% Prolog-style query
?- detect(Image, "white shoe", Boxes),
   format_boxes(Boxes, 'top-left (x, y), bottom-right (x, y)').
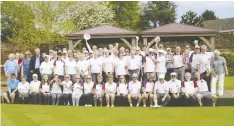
top-left (212, 103), bottom-right (216, 107)
top-left (111, 105), bottom-right (114, 107)
top-left (150, 105), bottom-right (153, 107)
top-left (152, 105), bottom-right (161, 108)
top-left (143, 105), bottom-right (146, 107)
top-left (130, 104), bottom-right (133, 107)
top-left (107, 105), bottom-right (110, 107)
top-left (88, 105), bottom-right (92, 107)
top-left (85, 104), bottom-right (88, 107)
top-left (136, 103), bottom-right (139, 107)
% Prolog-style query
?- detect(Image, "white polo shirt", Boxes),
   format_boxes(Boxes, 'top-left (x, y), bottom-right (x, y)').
top-left (89, 58), bottom-right (102, 73)
top-left (54, 60), bottom-right (65, 76)
top-left (173, 54), bottom-right (184, 68)
top-left (145, 56), bottom-right (156, 72)
top-left (65, 59), bottom-right (77, 75)
top-left (61, 80), bottom-right (72, 94)
top-left (182, 81), bottom-right (197, 94)
top-left (94, 84), bottom-right (104, 95)
top-left (40, 83), bottom-right (50, 93)
top-left (127, 56), bottom-right (140, 70)
top-left (156, 55), bottom-right (166, 72)
top-left (144, 81), bottom-right (154, 93)
top-left (117, 83), bottom-right (128, 94)
top-left (168, 79), bottom-right (181, 93)
top-left (190, 53), bottom-right (200, 69)
top-left (30, 80), bottom-right (41, 93)
top-left (18, 82), bottom-right (30, 93)
top-left (128, 80), bottom-right (141, 95)
top-left (83, 82), bottom-right (94, 94)
top-left (103, 56), bottom-right (115, 73)
top-left (115, 58), bottom-right (127, 75)
top-left (198, 52), bottom-right (213, 73)
top-left (196, 79), bottom-right (209, 92)
top-left (40, 61), bottom-right (53, 74)
top-left (76, 60), bottom-right (89, 75)
top-left (72, 83), bottom-right (83, 95)
top-left (135, 55), bottom-right (143, 67)
top-left (51, 83), bottom-right (62, 94)
top-left (154, 81), bottom-right (169, 94)
top-left (105, 82), bottom-right (117, 93)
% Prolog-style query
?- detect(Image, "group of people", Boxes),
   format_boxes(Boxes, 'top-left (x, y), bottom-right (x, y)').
top-left (2, 41), bottom-right (229, 107)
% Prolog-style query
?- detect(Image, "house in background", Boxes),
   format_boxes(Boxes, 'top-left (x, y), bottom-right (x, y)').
top-left (202, 18), bottom-right (234, 33)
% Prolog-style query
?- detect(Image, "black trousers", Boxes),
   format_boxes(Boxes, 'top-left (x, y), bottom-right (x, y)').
top-left (29, 93), bottom-right (42, 104)
top-left (84, 93), bottom-right (93, 105)
top-left (61, 93), bottom-right (72, 105)
top-left (200, 72), bottom-right (211, 91)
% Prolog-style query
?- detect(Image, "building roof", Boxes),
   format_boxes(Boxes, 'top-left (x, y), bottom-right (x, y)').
top-left (202, 18), bottom-right (234, 31)
top-left (142, 23), bottom-right (217, 35)
top-left (66, 25), bottom-right (137, 37)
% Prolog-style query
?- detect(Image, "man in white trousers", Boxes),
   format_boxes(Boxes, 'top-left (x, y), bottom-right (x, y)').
top-left (210, 50), bottom-right (228, 96)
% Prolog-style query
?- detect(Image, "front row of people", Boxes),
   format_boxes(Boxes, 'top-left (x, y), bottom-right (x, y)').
top-left (2, 72), bottom-right (217, 107)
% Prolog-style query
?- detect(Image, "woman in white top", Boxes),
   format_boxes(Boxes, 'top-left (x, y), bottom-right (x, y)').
top-left (115, 53), bottom-right (127, 81)
top-left (61, 75), bottom-right (73, 106)
top-left (76, 54), bottom-right (89, 83)
top-left (105, 75), bottom-right (117, 107)
top-left (142, 74), bottom-right (155, 107)
top-left (50, 74), bottom-right (62, 105)
top-left (40, 75), bottom-right (50, 105)
top-left (53, 52), bottom-right (65, 81)
top-left (116, 75), bottom-right (128, 106)
top-left (83, 75), bottom-right (95, 107)
top-left (29, 74), bottom-right (41, 104)
top-left (102, 49), bottom-right (115, 83)
top-left (17, 76), bottom-right (30, 104)
top-left (72, 75), bottom-right (83, 106)
top-left (65, 53), bottom-right (77, 82)
top-left (156, 50), bottom-right (167, 80)
top-left (93, 75), bottom-right (104, 107)
top-left (89, 51), bottom-right (102, 84)
top-left (40, 56), bottom-right (53, 80)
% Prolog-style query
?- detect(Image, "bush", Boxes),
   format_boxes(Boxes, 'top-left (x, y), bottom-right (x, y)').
top-left (222, 52), bottom-right (234, 76)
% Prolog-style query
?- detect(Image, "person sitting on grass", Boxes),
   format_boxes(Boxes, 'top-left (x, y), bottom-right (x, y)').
top-left (181, 72), bottom-right (198, 106)
top-left (2, 73), bottom-right (19, 104)
top-left (40, 75), bottom-right (50, 105)
top-left (194, 72), bottom-right (217, 106)
top-left (50, 74), bottom-right (62, 105)
top-left (116, 75), bottom-right (128, 106)
top-left (29, 74), bottom-right (42, 104)
top-left (93, 75), bottom-right (104, 107)
top-left (128, 74), bottom-right (142, 107)
top-left (72, 75), bottom-right (83, 106)
top-left (153, 75), bottom-right (170, 108)
top-left (104, 75), bottom-right (117, 107)
top-left (17, 76), bottom-right (30, 104)
top-left (142, 73), bottom-right (155, 107)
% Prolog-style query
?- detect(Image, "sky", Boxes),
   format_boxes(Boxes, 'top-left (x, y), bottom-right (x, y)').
top-left (175, 1), bottom-right (234, 22)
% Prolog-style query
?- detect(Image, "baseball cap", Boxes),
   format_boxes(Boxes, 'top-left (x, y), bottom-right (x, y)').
top-left (132, 73), bottom-right (138, 78)
top-left (158, 74), bottom-right (165, 79)
top-left (63, 50), bottom-right (67, 54)
top-left (170, 72), bottom-right (177, 76)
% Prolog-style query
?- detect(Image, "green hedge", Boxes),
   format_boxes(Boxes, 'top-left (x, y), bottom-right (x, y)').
top-left (222, 52), bottom-right (234, 76)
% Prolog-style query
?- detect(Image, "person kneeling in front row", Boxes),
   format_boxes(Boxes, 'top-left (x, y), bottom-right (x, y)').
top-left (195, 72), bottom-right (217, 106)
top-left (153, 75), bottom-right (170, 108)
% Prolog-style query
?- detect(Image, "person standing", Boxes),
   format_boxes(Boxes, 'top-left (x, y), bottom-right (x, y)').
top-left (165, 48), bottom-right (174, 79)
top-left (89, 51), bottom-right (102, 84)
top-left (40, 56), bottom-right (53, 80)
top-left (76, 54), bottom-right (89, 83)
top-left (4, 53), bottom-right (18, 80)
top-left (53, 52), bottom-right (65, 81)
top-left (21, 51), bottom-right (31, 82)
top-left (102, 49), bottom-right (115, 83)
top-left (127, 50), bottom-right (140, 79)
top-left (128, 74), bottom-right (142, 107)
top-left (171, 46), bottom-right (185, 81)
top-left (155, 50), bottom-right (167, 80)
top-left (65, 53), bottom-right (77, 82)
top-left (143, 48), bottom-right (157, 80)
top-left (189, 45), bottom-right (200, 78)
top-left (210, 50), bottom-right (228, 96)
top-left (30, 48), bottom-right (44, 81)
top-left (115, 53), bottom-right (128, 81)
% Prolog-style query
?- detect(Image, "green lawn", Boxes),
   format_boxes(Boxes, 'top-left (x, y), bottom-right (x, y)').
top-left (224, 76), bottom-right (234, 90)
top-left (1, 104), bottom-right (234, 126)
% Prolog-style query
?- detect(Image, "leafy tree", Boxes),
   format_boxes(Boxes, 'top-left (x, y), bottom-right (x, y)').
top-left (201, 10), bottom-right (218, 21)
top-left (108, 1), bottom-right (140, 30)
top-left (180, 10), bottom-right (202, 25)
top-left (143, 1), bottom-right (177, 27)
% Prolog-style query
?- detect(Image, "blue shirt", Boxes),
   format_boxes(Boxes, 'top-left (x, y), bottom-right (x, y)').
top-left (23, 59), bottom-right (30, 73)
top-left (8, 79), bottom-right (20, 90)
top-left (4, 60), bottom-right (18, 74)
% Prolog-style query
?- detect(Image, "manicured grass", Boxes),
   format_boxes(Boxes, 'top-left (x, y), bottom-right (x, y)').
top-left (224, 76), bottom-right (234, 90)
top-left (1, 104), bottom-right (234, 126)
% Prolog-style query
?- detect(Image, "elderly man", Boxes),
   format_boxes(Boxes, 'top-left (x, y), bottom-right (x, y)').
top-left (195, 72), bottom-right (217, 106)
top-left (128, 74), bottom-right (142, 107)
top-left (30, 48), bottom-right (44, 81)
top-left (168, 72), bottom-right (181, 100)
top-left (181, 72), bottom-right (198, 106)
top-left (29, 74), bottom-right (42, 104)
top-left (127, 50), bottom-right (141, 79)
top-left (171, 46), bottom-right (185, 81)
top-left (165, 48), bottom-right (174, 78)
top-left (153, 75), bottom-right (170, 108)
top-left (189, 45), bottom-right (200, 79)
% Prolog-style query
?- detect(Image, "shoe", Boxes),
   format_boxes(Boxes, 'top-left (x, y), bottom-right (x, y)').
top-left (143, 105), bottom-right (146, 107)
top-left (107, 105), bottom-right (110, 107)
top-left (136, 103), bottom-right (139, 107)
top-left (87, 105), bottom-right (92, 107)
top-left (212, 103), bottom-right (216, 107)
top-left (111, 105), bottom-right (114, 107)
top-left (152, 105), bottom-right (161, 108)
top-left (85, 104), bottom-right (88, 107)
top-left (150, 105), bottom-right (153, 107)
top-left (130, 104), bottom-right (133, 107)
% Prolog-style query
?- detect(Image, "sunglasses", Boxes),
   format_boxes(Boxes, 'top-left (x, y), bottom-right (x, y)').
top-left (171, 75), bottom-right (176, 77)
top-left (76, 78), bottom-right (80, 79)
top-left (11, 76), bottom-right (16, 78)
top-left (65, 77), bottom-right (69, 78)
top-left (87, 78), bottom-right (91, 79)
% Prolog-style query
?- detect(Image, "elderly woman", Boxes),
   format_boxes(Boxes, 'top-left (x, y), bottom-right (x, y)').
top-left (4, 53), bottom-right (18, 80)
top-left (61, 75), bottom-right (73, 106)
top-left (104, 75), bottom-right (117, 107)
top-left (50, 74), bottom-right (62, 105)
top-left (210, 50), bottom-right (228, 96)
top-left (89, 51), bottom-right (102, 84)
top-left (2, 73), bottom-right (19, 103)
top-left (40, 56), bottom-right (53, 81)
top-left (29, 74), bottom-right (42, 104)
top-left (115, 53), bottom-right (128, 81)
top-left (83, 75), bottom-right (95, 107)
top-left (17, 76), bottom-right (30, 104)
top-left (53, 52), bottom-right (65, 81)
top-left (21, 51), bottom-right (31, 82)
top-left (102, 49), bottom-right (115, 83)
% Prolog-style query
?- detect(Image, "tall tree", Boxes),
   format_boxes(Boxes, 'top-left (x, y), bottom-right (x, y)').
top-left (201, 10), bottom-right (218, 21)
top-left (108, 1), bottom-right (140, 30)
top-left (143, 1), bottom-right (177, 27)
top-left (180, 10), bottom-right (202, 25)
